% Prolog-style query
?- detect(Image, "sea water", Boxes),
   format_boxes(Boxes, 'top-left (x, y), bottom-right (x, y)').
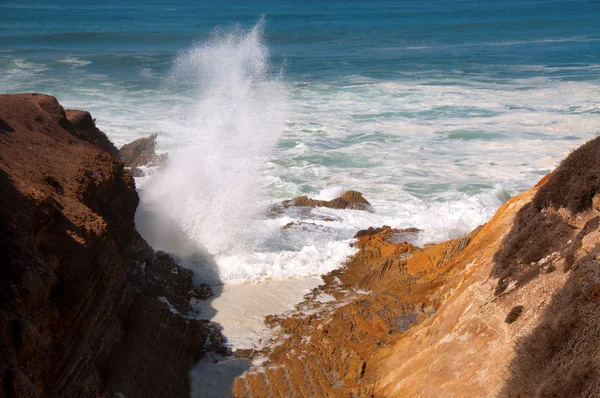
top-left (2, 0), bottom-right (600, 381)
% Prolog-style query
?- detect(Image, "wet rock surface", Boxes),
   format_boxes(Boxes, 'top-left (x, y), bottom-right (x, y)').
top-left (269, 190), bottom-right (373, 218)
top-left (126, 231), bottom-right (197, 314)
top-left (119, 134), bottom-right (168, 177)
top-left (283, 190), bottom-right (372, 211)
top-left (0, 94), bottom-right (222, 398)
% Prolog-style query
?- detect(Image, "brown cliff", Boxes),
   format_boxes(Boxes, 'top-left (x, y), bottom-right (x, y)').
top-left (233, 137), bottom-right (600, 397)
top-left (0, 94), bottom-right (221, 398)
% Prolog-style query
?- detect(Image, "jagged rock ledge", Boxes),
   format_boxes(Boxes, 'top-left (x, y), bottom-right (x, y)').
top-left (233, 136), bottom-right (600, 397)
top-left (269, 190), bottom-right (374, 219)
top-left (119, 133), bottom-right (169, 177)
top-left (0, 94), bottom-right (222, 398)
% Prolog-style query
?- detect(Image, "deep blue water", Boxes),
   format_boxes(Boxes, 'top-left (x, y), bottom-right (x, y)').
top-left (2, 0), bottom-right (600, 85)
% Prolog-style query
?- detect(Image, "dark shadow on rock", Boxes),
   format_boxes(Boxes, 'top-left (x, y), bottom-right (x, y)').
top-left (0, 118), bottom-right (14, 134)
top-left (0, 93), bottom-right (234, 398)
top-left (501, 244), bottom-right (600, 397)
top-left (135, 197), bottom-right (222, 319)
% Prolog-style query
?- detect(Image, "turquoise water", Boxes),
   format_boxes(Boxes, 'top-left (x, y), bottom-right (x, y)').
top-left (2, 0), bottom-right (600, 282)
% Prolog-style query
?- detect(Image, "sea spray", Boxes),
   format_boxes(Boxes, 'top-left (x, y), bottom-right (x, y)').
top-left (141, 20), bottom-right (290, 269)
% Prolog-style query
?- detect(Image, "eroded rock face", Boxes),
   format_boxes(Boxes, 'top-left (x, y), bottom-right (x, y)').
top-left (119, 134), bottom-right (168, 176)
top-left (498, 137), bottom-right (600, 397)
top-left (233, 225), bottom-right (477, 396)
top-left (279, 190), bottom-right (373, 212)
top-left (233, 137), bottom-right (600, 397)
top-left (0, 94), bottom-right (221, 398)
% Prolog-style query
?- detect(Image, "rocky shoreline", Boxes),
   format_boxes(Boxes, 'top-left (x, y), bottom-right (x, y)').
top-left (233, 136), bottom-right (600, 397)
top-left (1, 93), bottom-right (599, 397)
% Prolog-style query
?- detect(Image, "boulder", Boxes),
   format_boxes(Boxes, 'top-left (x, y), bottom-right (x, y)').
top-left (119, 134), bottom-right (169, 176)
top-left (277, 190), bottom-right (373, 213)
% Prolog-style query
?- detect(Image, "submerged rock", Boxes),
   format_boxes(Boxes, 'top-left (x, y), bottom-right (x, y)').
top-left (281, 221), bottom-right (332, 231)
top-left (119, 133), bottom-right (169, 176)
top-left (282, 189), bottom-right (372, 211)
top-left (269, 190), bottom-right (373, 218)
top-left (0, 94), bottom-right (223, 398)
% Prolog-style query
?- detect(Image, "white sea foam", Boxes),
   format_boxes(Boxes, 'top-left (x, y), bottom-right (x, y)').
top-left (193, 277), bottom-right (322, 350)
top-left (213, 240), bottom-right (357, 284)
top-left (58, 57), bottom-right (91, 67)
top-left (12, 58), bottom-right (48, 72)
top-left (313, 185), bottom-right (346, 200)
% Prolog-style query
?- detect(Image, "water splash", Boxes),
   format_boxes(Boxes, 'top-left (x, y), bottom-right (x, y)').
top-left (142, 20), bottom-right (289, 258)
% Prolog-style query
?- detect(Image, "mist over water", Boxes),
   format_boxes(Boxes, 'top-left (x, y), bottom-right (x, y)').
top-left (142, 20), bottom-right (289, 259)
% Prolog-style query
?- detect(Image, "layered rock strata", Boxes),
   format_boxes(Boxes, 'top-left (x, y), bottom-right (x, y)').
top-left (233, 225), bottom-right (480, 396)
top-left (0, 94), bottom-right (221, 398)
top-left (234, 137), bottom-right (600, 397)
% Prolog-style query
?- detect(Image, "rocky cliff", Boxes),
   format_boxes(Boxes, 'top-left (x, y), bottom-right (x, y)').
top-left (0, 94), bottom-right (221, 398)
top-left (233, 137), bottom-right (600, 397)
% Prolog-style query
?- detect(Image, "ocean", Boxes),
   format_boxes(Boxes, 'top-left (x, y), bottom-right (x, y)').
top-left (2, 0), bottom-right (600, 374)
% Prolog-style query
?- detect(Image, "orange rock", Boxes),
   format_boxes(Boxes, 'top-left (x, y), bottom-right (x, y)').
top-left (236, 144), bottom-right (600, 397)
top-left (281, 190), bottom-right (373, 211)
top-left (233, 220), bottom-right (478, 397)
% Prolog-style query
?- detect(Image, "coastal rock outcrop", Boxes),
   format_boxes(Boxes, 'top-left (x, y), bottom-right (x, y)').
top-left (233, 137), bottom-right (600, 397)
top-left (119, 134), bottom-right (168, 177)
top-left (0, 94), bottom-right (221, 398)
top-left (282, 190), bottom-right (372, 211)
top-left (269, 190), bottom-right (373, 218)
top-left (233, 225), bottom-right (478, 396)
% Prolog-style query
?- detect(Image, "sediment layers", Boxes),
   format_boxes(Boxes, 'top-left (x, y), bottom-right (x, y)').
top-left (0, 94), bottom-right (221, 398)
top-left (234, 137), bottom-right (600, 397)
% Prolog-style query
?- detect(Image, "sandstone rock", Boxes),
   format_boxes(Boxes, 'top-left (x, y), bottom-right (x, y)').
top-left (233, 137), bottom-right (600, 397)
top-left (233, 223), bottom-right (475, 397)
top-left (0, 94), bottom-right (223, 398)
top-left (119, 134), bottom-right (168, 176)
top-left (282, 190), bottom-right (372, 211)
